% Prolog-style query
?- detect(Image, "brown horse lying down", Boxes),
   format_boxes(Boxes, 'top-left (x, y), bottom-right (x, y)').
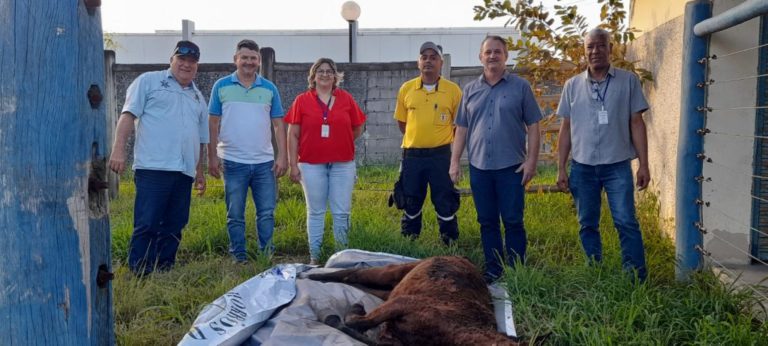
top-left (308, 256), bottom-right (520, 346)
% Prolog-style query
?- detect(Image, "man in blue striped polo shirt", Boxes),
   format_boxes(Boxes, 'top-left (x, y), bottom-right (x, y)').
top-left (208, 39), bottom-right (286, 263)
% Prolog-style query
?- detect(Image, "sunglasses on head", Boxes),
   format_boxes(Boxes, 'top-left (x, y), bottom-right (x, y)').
top-left (174, 46), bottom-right (199, 57)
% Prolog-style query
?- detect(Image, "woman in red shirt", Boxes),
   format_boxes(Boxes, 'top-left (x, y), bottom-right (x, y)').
top-left (285, 58), bottom-right (367, 265)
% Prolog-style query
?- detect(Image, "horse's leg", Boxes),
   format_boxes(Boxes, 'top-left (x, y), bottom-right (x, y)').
top-left (345, 296), bottom-right (419, 331)
top-left (308, 261), bottom-right (419, 289)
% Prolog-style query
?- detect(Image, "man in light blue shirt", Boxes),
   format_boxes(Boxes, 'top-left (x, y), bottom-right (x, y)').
top-left (450, 35), bottom-right (542, 282)
top-left (208, 39), bottom-right (286, 262)
top-left (556, 28), bottom-right (650, 281)
top-left (109, 41), bottom-right (209, 276)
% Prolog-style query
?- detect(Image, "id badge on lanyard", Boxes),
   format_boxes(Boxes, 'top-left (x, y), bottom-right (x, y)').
top-left (592, 75), bottom-right (611, 125)
top-left (317, 95), bottom-right (331, 138)
top-left (598, 108), bottom-right (608, 125)
top-left (321, 124), bottom-right (330, 138)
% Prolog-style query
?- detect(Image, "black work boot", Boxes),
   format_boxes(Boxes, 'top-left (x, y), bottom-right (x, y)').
top-left (438, 217), bottom-right (459, 245)
top-left (400, 213), bottom-right (422, 239)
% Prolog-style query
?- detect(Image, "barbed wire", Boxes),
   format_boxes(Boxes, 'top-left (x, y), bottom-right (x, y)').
top-left (353, 187), bottom-right (391, 193)
top-left (364, 137), bottom-right (403, 141)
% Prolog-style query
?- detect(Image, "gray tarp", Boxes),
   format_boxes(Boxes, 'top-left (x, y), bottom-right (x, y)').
top-left (179, 249), bottom-right (515, 346)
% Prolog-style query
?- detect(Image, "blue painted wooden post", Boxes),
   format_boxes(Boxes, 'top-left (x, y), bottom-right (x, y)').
top-left (675, 0), bottom-right (712, 281)
top-left (0, 1), bottom-right (113, 344)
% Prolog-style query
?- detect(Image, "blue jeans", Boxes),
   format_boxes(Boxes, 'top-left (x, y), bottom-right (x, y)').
top-left (569, 159), bottom-right (647, 280)
top-left (223, 159), bottom-right (277, 260)
top-left (299, 161), bottom-right (356, 260)
top-left (469, 164), bottom-right (526, 280)
top-left (130, 169), bottom-right (193, 275)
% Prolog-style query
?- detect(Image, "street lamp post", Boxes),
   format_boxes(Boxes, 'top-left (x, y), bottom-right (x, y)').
top-left (341, 1), bottom-right (361, 63)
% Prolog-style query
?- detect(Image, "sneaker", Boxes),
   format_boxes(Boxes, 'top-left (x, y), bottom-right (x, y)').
top-left (309, 258), bottom-right (319, 266)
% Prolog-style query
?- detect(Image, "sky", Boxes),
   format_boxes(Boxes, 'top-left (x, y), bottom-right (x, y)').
top-left (100, 0), bottom-right (612, 33)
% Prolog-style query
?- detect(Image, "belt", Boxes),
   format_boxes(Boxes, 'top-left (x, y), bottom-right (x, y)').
top-left (403, 144), bottom-right (451, 157)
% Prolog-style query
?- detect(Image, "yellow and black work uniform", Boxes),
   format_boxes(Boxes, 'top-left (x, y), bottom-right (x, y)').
top-left (393, 77), bottom-right (462, 244)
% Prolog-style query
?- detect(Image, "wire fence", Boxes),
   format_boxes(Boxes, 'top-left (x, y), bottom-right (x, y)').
top-left (693, 37), bottom-right (768, 295)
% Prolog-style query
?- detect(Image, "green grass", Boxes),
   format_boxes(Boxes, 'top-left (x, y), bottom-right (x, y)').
top-left (111, 165), bottom-right (768, 345)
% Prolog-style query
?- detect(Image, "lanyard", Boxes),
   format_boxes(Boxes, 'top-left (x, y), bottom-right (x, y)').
top-left (592, 74), bottom-right (611, 105)
top-left (315, 94), bottom-right (332, 124)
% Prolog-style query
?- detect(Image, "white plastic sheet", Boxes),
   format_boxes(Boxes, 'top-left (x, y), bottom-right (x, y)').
top-left (178, 264), bottom-right (306, 346)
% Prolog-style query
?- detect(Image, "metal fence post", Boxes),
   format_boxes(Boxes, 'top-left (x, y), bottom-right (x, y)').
top-left (676, 0), bottom-right (712, 281)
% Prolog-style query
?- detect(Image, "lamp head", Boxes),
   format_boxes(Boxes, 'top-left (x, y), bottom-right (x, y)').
top-left (341, 1), bottom-right (361, 22)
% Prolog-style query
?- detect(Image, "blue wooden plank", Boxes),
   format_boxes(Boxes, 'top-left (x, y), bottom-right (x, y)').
top-left (78, 1), bottom-right (114, 344)
top-left (0, 0), bottom-right (113, 344)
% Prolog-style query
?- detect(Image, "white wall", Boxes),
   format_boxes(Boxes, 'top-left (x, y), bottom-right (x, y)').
top-left (627, 15), bottom-right (685, 235)
top-left (110, 27), bottom-right (520, 66)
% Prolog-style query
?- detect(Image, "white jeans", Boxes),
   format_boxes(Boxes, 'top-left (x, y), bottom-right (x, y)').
top-left (299, 161), bottom-right (356, 260)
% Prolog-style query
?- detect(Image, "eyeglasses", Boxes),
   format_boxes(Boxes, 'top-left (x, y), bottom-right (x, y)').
top-left (316, 69), bottom-right (335, 75)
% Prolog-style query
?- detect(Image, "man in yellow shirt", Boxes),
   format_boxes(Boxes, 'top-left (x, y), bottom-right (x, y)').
top-left (394, 41), bottom-right (463, 245)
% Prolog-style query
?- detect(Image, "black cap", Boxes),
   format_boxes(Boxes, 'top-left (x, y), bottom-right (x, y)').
top-left (236, 39), bottom-right (260, 52)
top-left (172, 40), bottom-right (200, 61)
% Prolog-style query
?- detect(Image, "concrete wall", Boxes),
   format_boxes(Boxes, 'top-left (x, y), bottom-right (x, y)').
top-left (110, 58), bottom-right (555, 167)
top-left (627, 15), bottom-right (685, 234)
top-left (701, 0), bottom-right (760, 265)
top-left (268, 61), bottom-right (421, 163)
top-left (110, 58), bottom-right (566, 168)
top-left (110, 60), bottom-right (438, 165)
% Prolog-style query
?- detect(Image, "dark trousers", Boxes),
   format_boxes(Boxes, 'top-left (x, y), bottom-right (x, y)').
top-left (129, 169), bottom-right (193, 275)
top-left (400, 145), bottom-right (459, 244)
top-left (469, 164), bottom-right (526, 280)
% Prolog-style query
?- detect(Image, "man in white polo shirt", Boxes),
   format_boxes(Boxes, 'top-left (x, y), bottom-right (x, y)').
top-left (109, 40), bottom-right (209, 276)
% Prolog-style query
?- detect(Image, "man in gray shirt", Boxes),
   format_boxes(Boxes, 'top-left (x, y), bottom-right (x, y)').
top-left (556, 28), bottom-right (650, 281)
top-left (450, 35), bottom-right (542, 282)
